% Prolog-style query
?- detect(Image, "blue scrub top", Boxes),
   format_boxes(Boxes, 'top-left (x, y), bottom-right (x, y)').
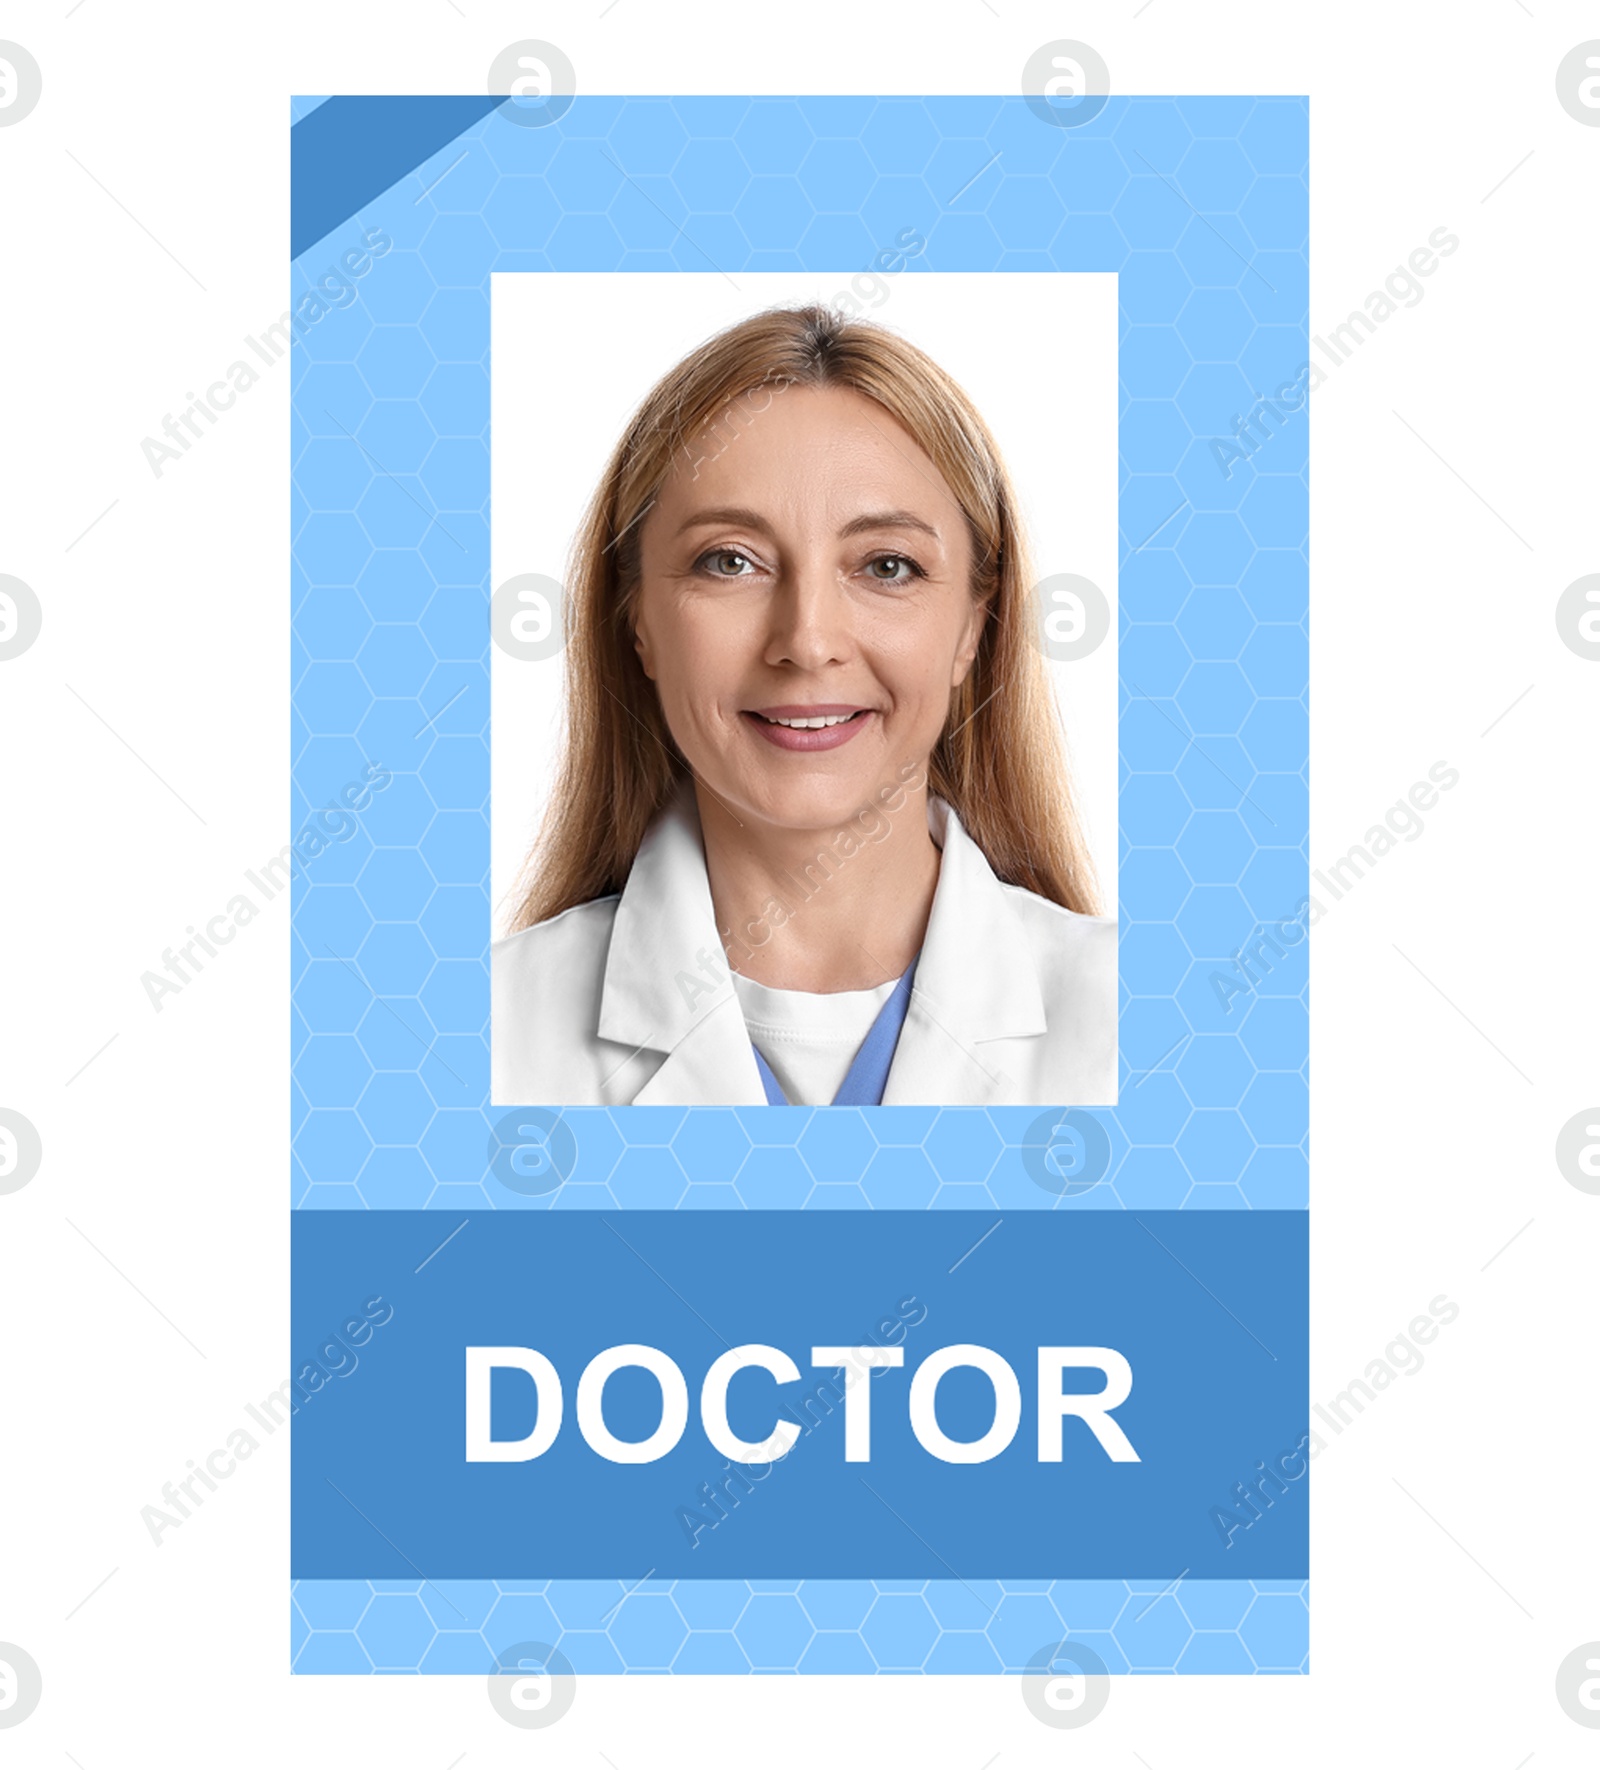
top-left (750, 956), bottom-right (919, 1107)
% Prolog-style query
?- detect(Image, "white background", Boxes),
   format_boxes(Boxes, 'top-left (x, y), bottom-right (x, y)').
top-left (491, 271), bottom-right (1118, 929)
top-left (2, 4), bottom-right (1598, 1767)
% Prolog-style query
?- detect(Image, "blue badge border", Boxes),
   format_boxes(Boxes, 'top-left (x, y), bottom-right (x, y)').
top-left (289, 92), bottom-right (1309, 1674)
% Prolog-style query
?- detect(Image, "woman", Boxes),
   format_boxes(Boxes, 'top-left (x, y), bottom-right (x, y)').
top-left (493, 303), bottom-right (1114, 1107)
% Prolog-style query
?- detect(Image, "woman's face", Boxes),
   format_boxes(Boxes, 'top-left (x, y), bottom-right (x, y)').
top-left (632, 383), bottom-right (986, 836)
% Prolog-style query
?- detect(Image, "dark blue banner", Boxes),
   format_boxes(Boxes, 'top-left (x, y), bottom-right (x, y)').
top-left (291, 1210), bottom-right (1307, 1580)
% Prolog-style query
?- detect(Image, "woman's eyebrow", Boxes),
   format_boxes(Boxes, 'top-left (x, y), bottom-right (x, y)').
top-left (673, 505), bottom-right (942, 541)
top-left (673, 505), bottom-right (770, 537)
top-left (838, 509), bottom-right (941, 542)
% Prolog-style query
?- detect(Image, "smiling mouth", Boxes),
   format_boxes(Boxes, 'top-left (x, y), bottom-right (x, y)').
top-left (749, 710), bottom-right (867, 729)
top-left (741, 705), bottom-right (877, 752)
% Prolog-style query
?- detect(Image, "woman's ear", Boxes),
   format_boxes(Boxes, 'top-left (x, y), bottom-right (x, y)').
top-left (950, 594), bottom-right (990, 688)
top-left (632, 618), bottom-right (656, 682)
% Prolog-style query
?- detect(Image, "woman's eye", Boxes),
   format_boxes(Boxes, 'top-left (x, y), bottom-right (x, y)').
top-left (864, 554), bottom-right (923, 583)
top-left (697, 548), bottom-right (757, 578)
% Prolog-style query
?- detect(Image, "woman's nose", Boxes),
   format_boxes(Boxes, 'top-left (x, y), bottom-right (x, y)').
top-left (762, 561), bottom-right (853, 670)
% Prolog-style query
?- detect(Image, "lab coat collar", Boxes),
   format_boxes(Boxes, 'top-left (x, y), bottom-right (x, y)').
top-left (597, 780), bottom-right (766, 1105)
top-left (597, 780), bottom-right (1047, 1106)
top-left (877, 796), bottom-right (1046, 1105)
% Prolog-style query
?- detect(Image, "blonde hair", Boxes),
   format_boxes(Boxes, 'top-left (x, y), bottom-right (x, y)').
top-left (506, 302), bottom-right (1100, 932)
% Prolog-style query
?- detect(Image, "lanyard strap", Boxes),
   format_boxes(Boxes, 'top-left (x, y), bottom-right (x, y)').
top-left (751, 957), bottom-right (919, 1107)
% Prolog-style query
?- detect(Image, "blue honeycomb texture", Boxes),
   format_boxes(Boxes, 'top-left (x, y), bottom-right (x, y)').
top-left (292, 1575), bottom-right (1308, 1676)
top-left (290, 92), bottom-right (1309, 1673)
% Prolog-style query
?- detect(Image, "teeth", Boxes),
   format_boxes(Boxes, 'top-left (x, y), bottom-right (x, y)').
top-left (763, 712), bottom-right (858, 728)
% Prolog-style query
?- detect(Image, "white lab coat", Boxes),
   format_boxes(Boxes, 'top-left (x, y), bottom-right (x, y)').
top-left (492, 785), bottom-right (1116, 1106)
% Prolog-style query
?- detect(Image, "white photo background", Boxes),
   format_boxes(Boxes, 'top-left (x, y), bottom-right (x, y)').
top-left (490, 271), bottom-right (1119, 928)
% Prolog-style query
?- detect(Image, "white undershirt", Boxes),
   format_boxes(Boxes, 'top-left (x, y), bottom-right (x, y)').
top-left (731, 971), bottom-right (899, 1106)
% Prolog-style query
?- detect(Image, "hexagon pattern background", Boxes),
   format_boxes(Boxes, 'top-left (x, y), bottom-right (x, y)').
top-left (290, 92), bottom-right (1309, 1673)
top-left (292, 1575), bottom-right (1309, 1675)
